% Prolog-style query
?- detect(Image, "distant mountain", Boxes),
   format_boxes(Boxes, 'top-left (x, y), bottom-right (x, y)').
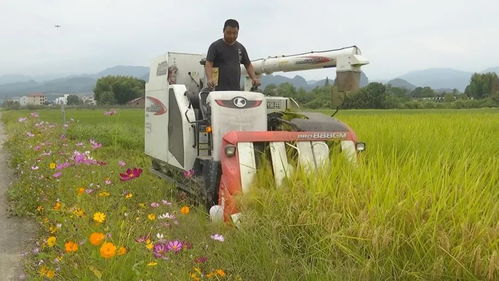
top-left (0, 74), bottom-right (32, 85)
top-left (0, 65), bottom-right (149, 98)
top-left (261, 72), bottom-right (369, 90)
top-left (96, 65), bottom-right (149, 78)
top-left (398, 68), bottom-right (472, 91)
top-left (482, 67), bottom-right (499, 74)
top-left (387, 78), bottom-right (416, 90)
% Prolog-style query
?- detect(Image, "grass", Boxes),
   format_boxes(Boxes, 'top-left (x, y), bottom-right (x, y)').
top-left (2, 108), bottom-right (498, 280)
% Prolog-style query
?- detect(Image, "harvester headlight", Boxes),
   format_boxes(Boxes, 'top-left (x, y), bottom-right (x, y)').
top-left (356, 142), bottom-right (366, 152)
top-left (224, 145), bottom-right (237, 157)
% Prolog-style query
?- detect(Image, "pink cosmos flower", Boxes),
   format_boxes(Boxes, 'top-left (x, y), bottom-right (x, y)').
top-left (26, 132), bottom-right (35, 137)
top-left (183, 169), bottom-right (195, 178)
top-left (52, 172), bottom-right (62, 178)
top-left (166, 240), bottom-right (183, 253)
top-left (118, 160), bottom-right (126, 167)
top-left (153, 242), bottom-right (168, 258)
top-left (104, 179), bottom-right (112, 185)
top-left (75, 142), bottom-right (83, 146)
top-left (89, 139), bottom-right (102, 149)
top-left (161, 199), bottom-right (172, 205)
top-left (31, 166), bottom-right (39, 170)
top-left (30, 112), bottom-right (39, 118)
top-left (56, 162), bottom-right (71, 170)
top-left (18, 117), bottom-right (27, 122)
top-left (104, 109), bottom-right (117, 116)
top-left (150, 202), bottom-right (160, 208)
top-left (210, 234), bottom-right (224, 242)
top-left (119, 168), bottom-right (143, 181)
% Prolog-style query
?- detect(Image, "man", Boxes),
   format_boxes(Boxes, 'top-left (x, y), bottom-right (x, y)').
top-left (205, 19), bottom-right (260, 91)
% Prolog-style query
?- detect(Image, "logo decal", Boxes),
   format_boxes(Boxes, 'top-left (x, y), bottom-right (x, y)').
top-left (146, 97), bottom-right (167, 115)
top-left (232, 97), bottom-right (248, 108)
top-left (295, 56), bottom-right (331, 65)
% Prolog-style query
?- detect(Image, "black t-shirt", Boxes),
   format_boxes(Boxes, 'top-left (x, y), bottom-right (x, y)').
top-left (206, 39), bottom-right (250, 91)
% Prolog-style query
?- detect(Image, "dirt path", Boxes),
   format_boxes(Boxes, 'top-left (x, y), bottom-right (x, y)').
top-left (0, 113), bottom-right (36, 280)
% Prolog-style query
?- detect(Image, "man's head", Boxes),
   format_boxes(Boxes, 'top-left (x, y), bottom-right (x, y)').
top-left (223, 19), bottom-right (239, 45)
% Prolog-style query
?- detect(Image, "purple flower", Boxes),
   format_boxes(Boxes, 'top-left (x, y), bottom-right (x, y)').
top-left (166, 240), bottom-right (183, 253)
top-left (89, 139), bottom-right (102, 149)
top-left (56, 162), bottom-right (71, 170)
top-left (134, 235), bottom-right (149, 243)
top-left (210, 234), bottom-right (224, 242)
top-left (85, 189), bottom-right (95, 194)
top-left (52, 172), bottom-right (62, 178)
top-left (183, 169), bottom-right (195, 178)
top-left (30, 112), bottom-right (39, 118)
top-left (161, 199), bottom-right (172, 205)
top-left (31, 166), bottom-right (39, 170)
top-left (153, 242), bottom-right (168, 258)
top-left (150, 202), bottom-right (160, 208)
top-left (18, 117), bottom-right (27, 122)
top-left (76, 142), bottom-right (83, 146)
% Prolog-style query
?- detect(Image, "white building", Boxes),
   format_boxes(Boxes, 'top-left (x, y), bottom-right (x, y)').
top-left (54, 94), bottom-right (69, 105)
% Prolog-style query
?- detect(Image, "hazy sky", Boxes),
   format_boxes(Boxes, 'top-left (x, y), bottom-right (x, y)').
top-left (1, 0), bottom-right (498, 81)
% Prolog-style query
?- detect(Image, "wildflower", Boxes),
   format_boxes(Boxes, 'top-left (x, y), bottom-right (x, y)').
top-left (46, 236), bottom-right (56, 247)
top-left (183, 169), bottom-right (195, 178)
top-left (180, 206), bottom-right (190, 215)
top-left (104, 178), bottom-right (112, 185)
top-left (158, 212), bottom-right (176, 220)
top-left (156, 233), bottom-right (164, 240)
top-left (104, 109), bottom-right (117, 116)
top-left (100, 242), bottom-right (116, 259)
top-left (194, 256), bottom-right (208, 263)
top-left (146, 240), bottom-right (154, 250)
top-left (26, 132), bottom-right (35, 137)
top-left (215, 269), bottom-right (226, 277)
top-left (31, 166), bottom-right (39, 170)
top-left (49, 163), bottom-right (56, 169)
top-left (135, 235), bottom-right (149, 243)
top-left (147, 261), bottom-right (158, 266)
top-left (30, 112), bottom-right (39, 118)
top-left (125, 193), bottom-right (133, 199)
top-left (53, 202), bottom-right (62, 211)
top-left (210, 234), bottom-right (225, 242)
top-left (36, 206), bottom-right (44, 212)
top-left (49, 226), bottom-right (58, 234)
top-left (73, 208), bottom-right (85, 217)
top-left (56, 162), bottom-right (71, 170)
top-left (45, 269), bottom-right (55, 279)
top-left (161, 199), bottom-right (172, 205)
top-left (18, 117), bottom-right (27, 122)
top-left (85, 189), bottom-right (95, 194)
top-left (77, 187), bottom-right (85, 195)
top-left (150, 202), bottom-right (160, 208)
top-left (52, 172), bottom-right (62, 178)
top-left (118, 160), bottom-right (126, 167)
top-left (76, 142), bottom-right (83, 146)
top-left (93, 212), bottom-right (106, 223)
top-left (153, 242), bottom-right (168, 258)
top-left (166, 240), bottom-right (183, 253)
top-left (64, 241), bottom-right (78, 253)
top-left (148, 214), bottom-right (156, 221)
top-left (89, 139), bottom-right (102, 149)
top-left (98, 192), bottom-right (110, 197)
top-left (117, 246), bottom-right (127, 256)
top-left (89, 232), bottom-right (105, 246)
top-left (119, 168), bottom-right (143, 181)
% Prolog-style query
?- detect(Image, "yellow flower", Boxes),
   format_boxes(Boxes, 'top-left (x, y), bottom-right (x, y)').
top-left (180, 206), bottom-right (190, 215)
top-left (49, 225), bottom-right (58, 234)
top-left (215, 269), bottom-right (226, 277)
top-left (147, 261), bottom-right (157, 266)
top-left (46, 236), bottom-right (56, 247)
top-left (36, 206), bottom-right (44, 212)
top-left (73, 208), bottom-right (85, 217)
top-left (89, 232), bottom-right (105, 246)
top-left (49, 163), bottom-right (56, 169)
top-left (100, 242), bottom-right (116, 259)
top-left (53, 202), bottom-right (62, 210)
top-left (145, 239), bottom-right (153, 250)
top-left (64, 241), bottom-right (78, 253)
top-left (98, 191), bottom-right (110, 197)
top-left (147, 213), bottom-right (156, 221)
top-left (93, 212), bottom-right (106, 223)
top-left (117, 246), bottom-right (127, 256)
top-left (125, 193), bottom-right (133, 199)
top-left (77, 187), bottom-right (85, 195)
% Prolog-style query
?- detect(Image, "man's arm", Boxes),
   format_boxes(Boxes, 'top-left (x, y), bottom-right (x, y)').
top-left (244, 62), bottom-right (260, 87)
top-left (205, 60), bottom-right (216, 88)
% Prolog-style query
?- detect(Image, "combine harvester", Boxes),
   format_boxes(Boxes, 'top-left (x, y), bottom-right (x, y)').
top-left (145, 46), bottom-right (368, 223)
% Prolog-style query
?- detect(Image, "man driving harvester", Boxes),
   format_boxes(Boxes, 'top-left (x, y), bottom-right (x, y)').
top-left (205, 19), bottom-right (260, 91)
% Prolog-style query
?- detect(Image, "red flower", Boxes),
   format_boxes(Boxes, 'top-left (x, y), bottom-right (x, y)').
top-left (120, 168), bottom-right (143, 181)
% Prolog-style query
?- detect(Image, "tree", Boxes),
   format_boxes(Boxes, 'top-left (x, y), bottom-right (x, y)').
top-left (343, 82), bottom-right (387, 109)
top-left (94, 76), bottom-right (145, 105)
top-left (66, 95), bottom-right (82, 105)
top-left (465, 72), bottom-right (499, 99)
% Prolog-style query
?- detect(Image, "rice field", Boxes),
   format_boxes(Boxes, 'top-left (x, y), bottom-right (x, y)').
top-left (2, 108), bottom-right (498, 280)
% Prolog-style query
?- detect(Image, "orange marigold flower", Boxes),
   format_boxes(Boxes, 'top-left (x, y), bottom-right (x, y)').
top-left (64, 241), bottom-right (78, 253)
top-left (215, 269), bottom-right (226, 276)
top-left (77, 187), bottom-right (85, 195)
top-left (100, 242), bottom-right (116, 259)
top-left (53, 202), bottom-right (62, 210)
top-left (45, 270), bottom-right (55, 279)
top-left (117, 246), bottom-right (127, 256)
top-left (180, 206), bottom-right (190, 215)
top-left (89, 232), bottom-right (105, 246)
top-left (93, 212), bottom-right (106, 223)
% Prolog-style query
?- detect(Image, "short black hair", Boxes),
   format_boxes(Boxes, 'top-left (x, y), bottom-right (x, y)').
top-left (223, 19), bottom-right (239, 31)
